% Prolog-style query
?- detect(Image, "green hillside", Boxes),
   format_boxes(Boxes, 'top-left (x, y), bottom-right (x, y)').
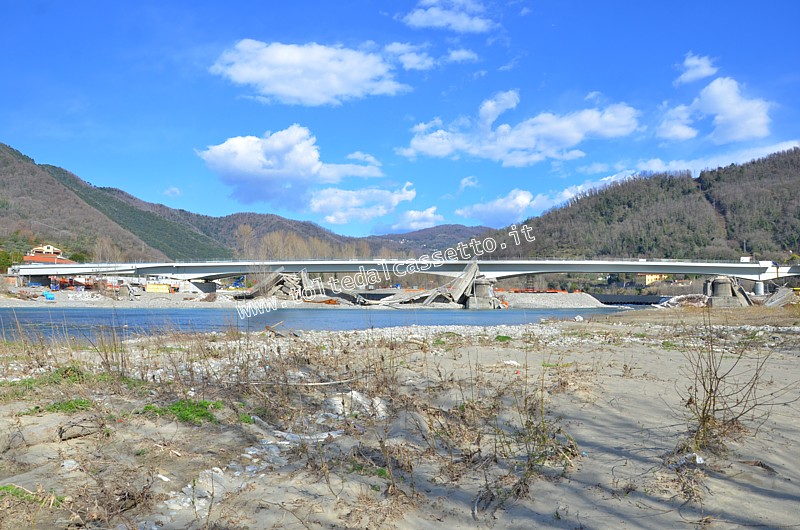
top-left (0, 144), bottom-right (166, 261)
top-left (699, 147), bottom-right (800, 257)
top-left (489, 148), bottom-right (800, 262)
top-left (44, 165), bottom-right (232, 261)
top-left (4, 141), bottom-right (798, 264)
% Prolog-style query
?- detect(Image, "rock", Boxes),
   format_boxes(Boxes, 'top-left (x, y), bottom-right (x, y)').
top-left (58, 418), bottom-right (103, 441)
top-left (61, 459), bottom-right (80, 471)
top-left (323, 390), bottom-right (388, 419)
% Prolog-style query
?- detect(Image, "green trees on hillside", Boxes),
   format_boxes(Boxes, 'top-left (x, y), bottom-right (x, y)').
top-left (699, 147), bottom-right (800, 257)
top-left (0, 250), bottom-right (11, 273)
top-left (485, 148), bottom-right (800, 262)
top-left (44, 165), bottom-right (232, 261)
top-left (489, 171), bottom-right (735, 260)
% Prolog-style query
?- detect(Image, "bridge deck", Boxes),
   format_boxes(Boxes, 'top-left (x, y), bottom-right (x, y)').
top-left (14, 258), bottom-right (799, 282)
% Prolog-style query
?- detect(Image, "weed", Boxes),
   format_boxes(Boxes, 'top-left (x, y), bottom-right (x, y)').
top-left (22, 397), bottom-right (93, 415)
top-left (0, 484), bottom-right (64, 507)
top-left (142, 399), bottom-right (223, 425)
top-left (679, 310), bottom-right (798, 451)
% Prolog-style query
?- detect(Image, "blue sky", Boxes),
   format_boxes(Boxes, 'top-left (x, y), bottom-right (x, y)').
top-left (2, 1), bottom-right (798, 237)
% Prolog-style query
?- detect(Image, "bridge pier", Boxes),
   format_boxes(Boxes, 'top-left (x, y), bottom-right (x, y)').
top-left (705, 276), bottom-right (751, 308)
top-left (466, 276), bottom-right (495, 309)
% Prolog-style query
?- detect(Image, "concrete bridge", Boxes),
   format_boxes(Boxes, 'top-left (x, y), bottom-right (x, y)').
top-left (13, 258), bottom-right (800, 283)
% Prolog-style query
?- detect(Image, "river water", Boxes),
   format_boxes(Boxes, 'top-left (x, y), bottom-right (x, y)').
top-left (0, 306), bottom-right (625, 341)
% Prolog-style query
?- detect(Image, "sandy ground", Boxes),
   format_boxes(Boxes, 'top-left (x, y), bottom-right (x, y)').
top-left (1, 306), bottom-right (799, 529)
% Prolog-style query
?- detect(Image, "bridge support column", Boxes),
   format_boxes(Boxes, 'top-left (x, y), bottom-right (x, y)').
top-left (753, 281), bottom-right (765, 296)
top-left (466, 275), bottom-right (504, 309)
top-left (707, 276), bottom-right (750, 308)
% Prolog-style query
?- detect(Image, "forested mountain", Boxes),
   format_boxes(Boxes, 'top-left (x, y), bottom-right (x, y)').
top-left (487, 148), bottom-right (800, 262)
top-left (0, 144), bottom-right (167, 261)
top-left (366, 224), bottom-right (493, 254)
top-left (698, 148), bottom-right (800, 256)
top-left (2, 142), bottom-right (798, 264)
top-left (44, 165), bottom-right (233, 261)
top-left (0, 143), bottom-right (485, 261)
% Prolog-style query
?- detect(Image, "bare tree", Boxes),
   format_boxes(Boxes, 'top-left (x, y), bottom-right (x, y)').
top-left (234, 224), bottom-right (255, 258)
top-left (93, 236), bottom-right (121, 262)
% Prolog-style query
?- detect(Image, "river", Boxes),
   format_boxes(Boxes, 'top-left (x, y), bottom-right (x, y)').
top-left (0, 306), bottom-right (625, 341)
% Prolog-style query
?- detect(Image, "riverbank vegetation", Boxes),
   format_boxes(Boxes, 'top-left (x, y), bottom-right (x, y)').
top-left (1, 309), bottom-right (798, 528)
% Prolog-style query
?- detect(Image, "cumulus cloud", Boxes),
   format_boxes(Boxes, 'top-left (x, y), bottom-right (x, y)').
top-left (658, 77), bottom-right (771, 144)
top-left (656, 104), bottom-right (698, 141)
top-left (163, 186), bottom-right (181, 197)
top-left (455, 189), bottom-right (542, 226)
top-left (384, 42), bottom-right (478, 70)
top-left (384, 42), bottom-right (436, 70)
top-left (210, 39), bottom-right (409, 106)
top-left (400, 90), bottom-right (640, 167)
top-left (674, 52), bottom-right (718, 85)
top-left (197, 124), bottom-right (382, 207)
top-left (391, 206), bottom-right (444, 230)
top-left (694, 77), bottom-right (771, 144)
top-left (402, 0), bottom-right (496, 33)
top-left (445, 48), bottom-right (479, 63)
top-left (455, 172), bottom-right (638, 227)
top-left (635, 140), bottom-right (799, 175)
top-left (310, 183), bottom-right (416, 224)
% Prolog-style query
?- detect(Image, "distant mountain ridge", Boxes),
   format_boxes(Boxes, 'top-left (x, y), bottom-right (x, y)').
top-left (0, 143), bottom-right (489, 261)
top-left (485, 147), bottom-right (800, 262)
top-left (2, 142), bottom-right (798, 263)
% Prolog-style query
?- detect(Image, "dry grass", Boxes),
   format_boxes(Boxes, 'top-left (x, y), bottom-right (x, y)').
top-left (1, 310), bottom-right (798, 527)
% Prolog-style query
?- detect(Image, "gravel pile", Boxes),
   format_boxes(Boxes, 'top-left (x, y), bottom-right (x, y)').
top-left (500, 291), bottom-right (606, 309)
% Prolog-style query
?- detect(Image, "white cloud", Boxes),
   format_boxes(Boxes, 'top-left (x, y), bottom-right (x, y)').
top-left (163, 186), bottom-right (181, 197)
top-left (445, 48), bottom-right (479, 63)
top-left (635, 140), bottom-right (799, 175)
top-left (584, 91), bottom-right (602, 103)
top-left (658, 76), bottom-right (770, 144)
top-left (402, 0), bottom-right (496, 33)
top-left (400, 90), bottom-right (640, 167)
top-left (693, 77), bottom-right (771, 144)
top-left (674, 52), bottom-right (718, 85)
top-left (498, 56), bottom-right (521, 72)
top-left (384, 42), bottom-right (478, 70)
top-left (555, 171), bottom-right (636, 203)
top-left (384, 42), bottom-right (436, 71)
top-left (458, 175), bottom-right (479, 192)
top-left (456, 189), bottom-right (544, 226)
top-left (210, 39), bottom-right (409, 106)
top-left (392, 206), bottom-right (444, 230)
top-left (478, 89), bottom-right (519, 129)
top-left (656, 104), bottom-right (698, 141)
top-left (310, 182), bottom-right (416, 224)
top-left (198, 124), bottom-right (382, 207)
top-left (455, 172), bottom-right (641, 227)
top-left (347, 151), bottom-right (381, 166)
